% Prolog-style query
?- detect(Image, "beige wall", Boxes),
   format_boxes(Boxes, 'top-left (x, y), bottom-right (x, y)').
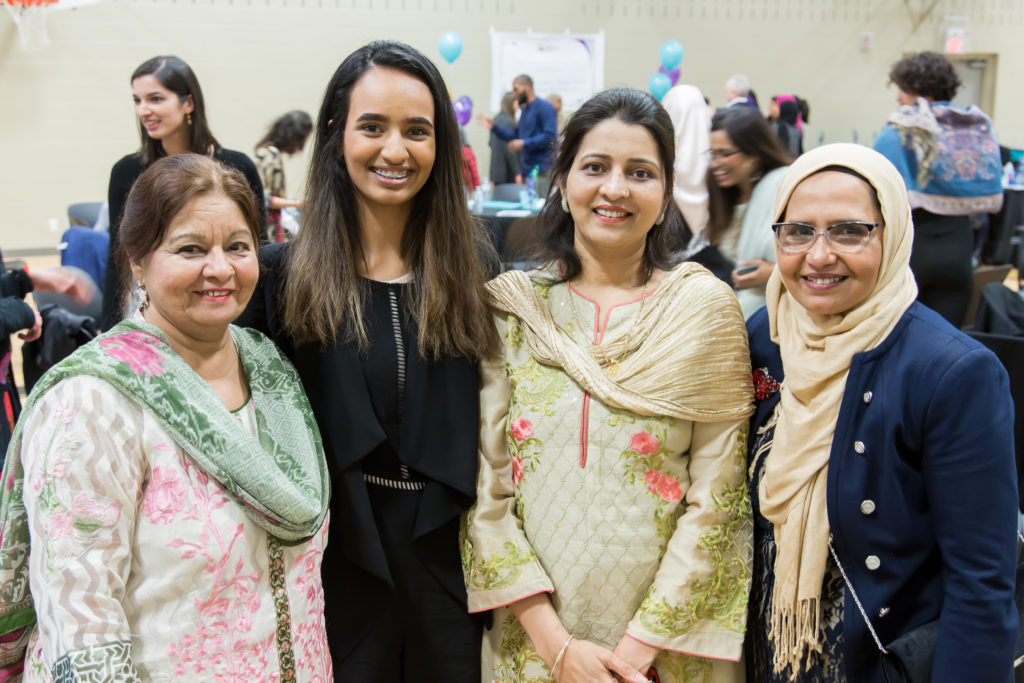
top-left (2, 0), bottom-right (1022, 251)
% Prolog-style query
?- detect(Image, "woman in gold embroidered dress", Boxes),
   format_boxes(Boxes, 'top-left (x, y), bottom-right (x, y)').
top-left (462, 88), bottom-right (755, 683)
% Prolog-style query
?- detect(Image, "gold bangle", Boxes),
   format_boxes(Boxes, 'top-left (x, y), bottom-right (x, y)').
top-left (552, 634), bottom-right (574, 676)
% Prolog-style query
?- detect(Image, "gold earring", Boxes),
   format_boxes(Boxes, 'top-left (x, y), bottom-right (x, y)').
top-left (186, 112), bottom-right (193, 126)
top-left (138, 282), bottom-right (150, 311)
top-left (561, 195), bottom-right (569, 213)
top-left (656, 212), bottom-right (665, 225)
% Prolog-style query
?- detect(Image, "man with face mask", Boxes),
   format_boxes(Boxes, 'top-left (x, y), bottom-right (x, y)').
top-left (479, 74), bottom-right (558, 192)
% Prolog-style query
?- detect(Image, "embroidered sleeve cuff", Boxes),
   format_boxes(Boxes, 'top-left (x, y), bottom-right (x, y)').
top-left (466, 575), bottom-right (554, 614)
top-left (52, 640), bottom-right (140, 683)
top-left (624, 621), bottom-right (744, 662)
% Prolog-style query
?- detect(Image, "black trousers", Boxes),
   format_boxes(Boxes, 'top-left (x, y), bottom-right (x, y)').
top-left (331, 484), bottom-right (481, 682)
top-left (910, 209), bottom-right (974, 327)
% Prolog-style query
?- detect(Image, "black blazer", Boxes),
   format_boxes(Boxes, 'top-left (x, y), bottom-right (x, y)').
top-left (237, 244), bottom-right (481, 659)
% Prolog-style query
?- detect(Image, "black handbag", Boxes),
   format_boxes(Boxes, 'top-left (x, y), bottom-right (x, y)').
top-left (829, 534), bottom-right (1024, 683)
top-left (878, 619), bottom-right (940, 683)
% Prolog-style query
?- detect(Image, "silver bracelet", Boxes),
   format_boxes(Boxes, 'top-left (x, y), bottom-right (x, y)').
top-left (552, 634), bottom-right (574, 676)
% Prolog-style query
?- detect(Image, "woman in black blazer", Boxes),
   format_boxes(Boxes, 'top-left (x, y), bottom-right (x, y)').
top-left (101, 55), bottom-right (264, 330)
top-left (239, 40), bottom-right (497, 682)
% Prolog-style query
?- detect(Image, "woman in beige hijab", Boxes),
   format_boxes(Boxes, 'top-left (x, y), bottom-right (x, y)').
top-left (745, 143), bottom-right (1017, 682)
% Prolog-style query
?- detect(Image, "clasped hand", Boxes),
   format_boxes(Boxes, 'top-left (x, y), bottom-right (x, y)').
top-left (553, 637), bottom-right (652, 683)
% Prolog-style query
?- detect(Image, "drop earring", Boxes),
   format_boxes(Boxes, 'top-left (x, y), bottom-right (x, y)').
top-left (561, 195), bottom-right (569, 213)
top-left (138, 282), bottom-right (150, 312)
top-left (186, 112), bottom-right (192, 126)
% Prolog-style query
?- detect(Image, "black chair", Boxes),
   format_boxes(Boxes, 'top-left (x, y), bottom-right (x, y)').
top-left (967, 330), bottom-right (1024, 512)
top-left (67, 202), bottom-right (104, 227)
top-left (493, 183), bottom-right (526, 202)
top-left (501, 217), bottom-right (542, 271)
top-left (970, 284), bottom-right (1024, 511)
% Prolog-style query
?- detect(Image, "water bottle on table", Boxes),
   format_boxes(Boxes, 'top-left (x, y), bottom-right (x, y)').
top-left (526, 166), bottom-right (540, 208)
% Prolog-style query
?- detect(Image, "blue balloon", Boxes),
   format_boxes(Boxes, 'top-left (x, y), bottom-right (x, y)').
top-left (648, 73), bottom-right (672, 101)
top-left (438, 31), bottom-right (463, 63)
top-left (659, 40), bottom-right (684, 70)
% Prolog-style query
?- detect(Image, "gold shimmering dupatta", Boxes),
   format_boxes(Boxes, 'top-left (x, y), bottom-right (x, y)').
top-left (486, 262), bottom-right (754, 423)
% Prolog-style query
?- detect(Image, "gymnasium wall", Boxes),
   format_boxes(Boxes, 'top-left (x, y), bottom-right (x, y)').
top-left (1, 0), bottom-right (1020, 250)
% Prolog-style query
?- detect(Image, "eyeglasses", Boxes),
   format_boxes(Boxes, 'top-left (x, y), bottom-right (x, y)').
top-left (704, 149), bottom-right (743, 161)
top-left (771, 221), bottom-right (882, 253)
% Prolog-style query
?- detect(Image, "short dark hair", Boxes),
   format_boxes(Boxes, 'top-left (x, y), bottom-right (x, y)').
top-left (888, 51), bottom-right (961, 102)
top-left (707, 107), bottom-right (793, 242)
top-left (131, 56), bottom-right (220, 166)
top-left (117, 154), bottom-right (262, 309)
top-left (536, 87), bottom-right (685, 282)
top-left (257, 110), bottom-right (313, 155)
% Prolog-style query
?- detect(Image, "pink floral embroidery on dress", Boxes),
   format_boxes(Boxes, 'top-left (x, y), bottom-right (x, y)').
top-left (510, 418), bottom-right (533, 441)
top-left (143, 467), bottom-right (187, 524)
top-left (71, 493), bottom-right (121, 527)
top-left (291, 521), bottom-right (331, 681)
top-left (630, 431), bottom-right (660, 455)
top-left (99, 332), bottom-right (165, 377)
top-left (46, 509), bottom-right (75, 539)
top-left (644, 470), bottom-right (683, 502)
top-left (164, 451), bottom-right (276, 681)
top-left (511, 457), bottom-right (524, 486)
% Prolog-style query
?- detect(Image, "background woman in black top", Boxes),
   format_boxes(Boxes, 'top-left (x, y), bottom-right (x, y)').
top-left (101, 55), bottom-right (264, 330)
top-left (239, 40), bottom-right (497, 682)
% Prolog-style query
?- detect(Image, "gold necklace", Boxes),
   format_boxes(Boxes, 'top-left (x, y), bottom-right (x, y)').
top-left (567, 269), bottom-right (652, 378)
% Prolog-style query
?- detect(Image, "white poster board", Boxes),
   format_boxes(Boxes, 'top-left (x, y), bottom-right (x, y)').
top-left (489, 29), bottom-right (605, 113)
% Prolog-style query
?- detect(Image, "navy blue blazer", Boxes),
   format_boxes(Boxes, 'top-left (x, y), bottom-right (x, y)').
top-left (747, 302), bottom-right (1018, 683)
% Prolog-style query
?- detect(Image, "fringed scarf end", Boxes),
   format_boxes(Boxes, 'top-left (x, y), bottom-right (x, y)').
top-left (769, 598), bottom-right (822, 681)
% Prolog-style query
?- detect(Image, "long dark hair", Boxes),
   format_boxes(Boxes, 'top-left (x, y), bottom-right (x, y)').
top-left (536, 88), bottom-right (685, 283)
top-left (257, 110), bottom-right (313, 155)
top-left (706, 107), bottom-right (791, 242)
top-left (281, 40), bottom-right (497, 360)
top-left (131, 56), bottom-right (219, 166)
top-left (118, 154), bottom-right (262, 310)
top-left (775, 100), bottom-right (802, 156)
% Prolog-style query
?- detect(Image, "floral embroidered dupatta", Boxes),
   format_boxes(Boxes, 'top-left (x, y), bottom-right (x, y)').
top-left (0, 319), bottom-right (328, 676)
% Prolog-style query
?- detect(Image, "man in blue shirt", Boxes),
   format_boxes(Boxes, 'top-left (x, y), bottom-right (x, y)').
top-left (480, 74), bottom-right (558, 188)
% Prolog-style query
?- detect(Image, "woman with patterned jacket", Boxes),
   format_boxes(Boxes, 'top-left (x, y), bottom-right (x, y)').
top-left (463, 88), bottom-right (755, 683)
top-left (873, 51), bottom-right (1003, 326)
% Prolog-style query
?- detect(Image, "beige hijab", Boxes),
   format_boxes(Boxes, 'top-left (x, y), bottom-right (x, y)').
top-left (759, 143), bottom-right (918, 675)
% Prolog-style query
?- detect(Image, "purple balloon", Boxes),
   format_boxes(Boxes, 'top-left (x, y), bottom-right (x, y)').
top-left (658, 64), bottom-right (681, 86)
top-left (453, 95), bottom-right (473, 127)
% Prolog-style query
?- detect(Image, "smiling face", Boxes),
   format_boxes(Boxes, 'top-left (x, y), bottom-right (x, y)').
top-left (341, 66), bottom-right (436, 217)
top-left (131, 193), bottom-right (258, 343)
top-left (563, 118), bottom-right (666, 260)
top-left (708, 129), bottom-right (755, 189)
top-left (776, 170), bottom-right (885, 316)
top-left (132, 74), bottom-right (193, 143)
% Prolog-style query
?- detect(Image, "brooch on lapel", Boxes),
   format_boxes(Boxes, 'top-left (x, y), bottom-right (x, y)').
top-left (752, 367), bottom-right (780, 401)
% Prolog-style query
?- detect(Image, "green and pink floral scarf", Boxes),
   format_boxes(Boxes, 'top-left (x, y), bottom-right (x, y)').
top-left (0, 319), bottom-right (329, 660)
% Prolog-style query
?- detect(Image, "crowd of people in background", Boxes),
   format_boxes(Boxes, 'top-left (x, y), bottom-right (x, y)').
top-left (0, 41), bottom-right (1016, 683)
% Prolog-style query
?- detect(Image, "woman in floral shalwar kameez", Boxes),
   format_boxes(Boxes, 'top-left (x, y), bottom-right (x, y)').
top-left (462, 88), bottom-right (755, 683)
